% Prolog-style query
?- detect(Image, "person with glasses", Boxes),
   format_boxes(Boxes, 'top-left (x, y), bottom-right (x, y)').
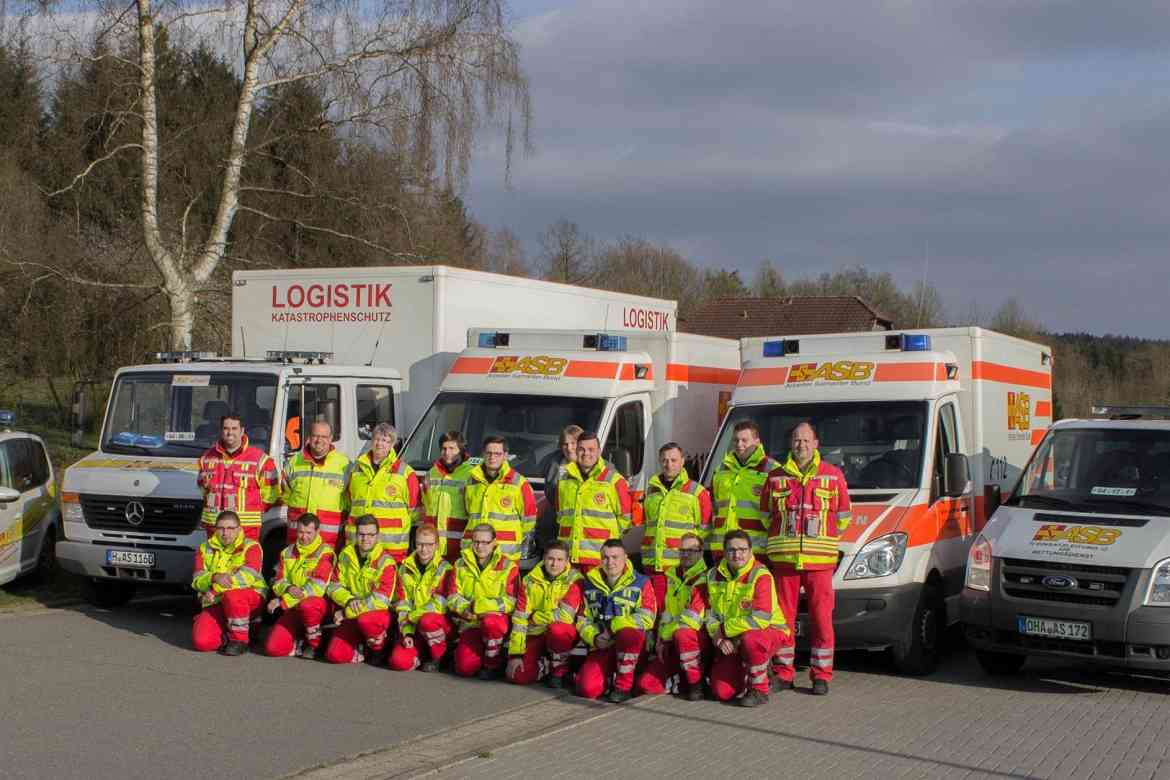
top-left (464, 437), bottom-right (538, 561)
top-left (345, 423), bottom-right (420, 563)
top-left (263, 513), bottom-right (335, 659)
top-left (323, 515), bottom-right (398, 665)
top-left (637, 532), bottom-right (709, 701)
top-left (388, 524), bottom-right (456, 672)
top-left (698, 530), bottom-right (787, 707)
top-left (506, 542), bottom-right (583, 688)
top-left (283, 418), bottom-right (351, 548)
top-left (422, 431), bottom-right (475, 563)
top-left (191, 510), bottom-right (268, 655)
top-left (448, 524), bottom-right (520, 679)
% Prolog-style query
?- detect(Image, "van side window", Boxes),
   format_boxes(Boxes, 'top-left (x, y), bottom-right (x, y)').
top-left (30, 440), bottom-right (50, 485)
top-left (356, 385), bottom-right (395, 439)
top-left (932, 403), bottom-right (958, 501)
top-left (285, 384), bottom-right (342, 451)
top-left (604, 401), bottom-right (645, 477)
top-left (3, 440), bottom-right (36, 492)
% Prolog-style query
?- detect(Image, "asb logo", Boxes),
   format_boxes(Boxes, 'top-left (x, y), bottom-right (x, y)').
top-left (592, 493), bottom-right (607, 507)
top-left (385, 485), bottom-right (398, 499)
top-left (489, 355), bottom-right (568, 377)
top-left (1032, 524), bottom-right (1121, 546)
top-left (498, 496), bottom-right (513, 509)
top-left (1008, 391), bottom-right (1031, 431)
top-left (787, 360), bottom-right (875, 384)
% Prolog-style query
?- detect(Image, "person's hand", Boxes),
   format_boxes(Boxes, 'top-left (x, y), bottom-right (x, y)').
top-left (287, 586), bottom-right (305, 600)
top-left (506, 657), bottom-right (523, 679)
top-left (401, 635), bottom-right (414, 649)
top-left (595, 630), bottom-right (613, 650)
top-left (347, 599), bottom-right (361, 614)
top-left (211, 573), bottom-right (233, 588)
top-left (266, 598), bottom-right (280, 614)
top-left (717, 638), bottom-right (736, 655)
top-left (333, 610), bottom-right (345, 625)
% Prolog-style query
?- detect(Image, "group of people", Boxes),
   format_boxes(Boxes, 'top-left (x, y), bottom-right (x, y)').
top-left (190, 413), bottom-right (851, 705)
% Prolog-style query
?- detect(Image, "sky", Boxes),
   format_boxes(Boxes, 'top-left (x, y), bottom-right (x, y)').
top-left (464, 0), bottom-right (1170, 338)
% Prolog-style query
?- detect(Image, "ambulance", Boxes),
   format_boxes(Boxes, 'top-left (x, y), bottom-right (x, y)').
top-left (702, 327), bottom-right (1052, 674)
top-left (400, 327), bottom-right (741, 554)
top-left (962, 406), bottom-right (1170, 675)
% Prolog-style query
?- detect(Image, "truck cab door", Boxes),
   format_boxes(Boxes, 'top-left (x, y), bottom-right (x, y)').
top-left (929, 397), bottom-right (972, 615)
top-left (279, 379), bottom-right (344, 466)
top-left (0, 442), bottom-right (20, 584)
top-left (602, 393), bottom-right (652, 490)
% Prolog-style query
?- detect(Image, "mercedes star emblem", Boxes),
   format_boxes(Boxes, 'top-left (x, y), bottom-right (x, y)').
top-left (125, 500), bottom-right (146, 526)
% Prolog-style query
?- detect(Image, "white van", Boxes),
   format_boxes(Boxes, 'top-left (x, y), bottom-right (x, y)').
top-left (0, 412), bottom-right (60, 587)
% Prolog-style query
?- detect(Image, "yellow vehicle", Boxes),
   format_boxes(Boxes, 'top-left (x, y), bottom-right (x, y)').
top-left (0, 411), bottom-right (59, 587)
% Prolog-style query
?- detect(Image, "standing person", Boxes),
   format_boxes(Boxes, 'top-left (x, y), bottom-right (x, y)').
top-left (324, 515), bottom-right (398, 665)
top-left (709, 420), bottom-right (779, 559)
top-left (699, 530), bottom-right (787, 707)
top-left (283, 419), bottom-right (350, 548)
top-left (464, 437), bottom-right (538, 561)
top-left (191, 510), bottom-right (267, 655)
top-left (196, 413), bottom-right (280, 540)
top-left (448, 524), bottom-right (520, 679)
top-left (264, 513), bottom-right (335, 659)
top-left (541, 425), bottom-right (583, 546)
top-left (763, 421), bottom-right (851, 695)
top-left (556, 432), bottom-right (632, 572)
top-left (637, 533), bottom-right (708, 700)
top-left (641, 442), bottom-right (712, 608)
top-left (422, 431), bottom-right (475, 563)
top-left (575, 541), bottom-right (657, 703)
top-left (388, 524), bottom-right (456, 673)
top-left (506, 542), bottom-right (583, 688)
top-left (345, 423), bottom-right (420, 563)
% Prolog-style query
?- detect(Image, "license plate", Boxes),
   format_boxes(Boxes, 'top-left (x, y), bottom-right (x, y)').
top-left (107, 550), bottom-right (155, 569)
top-left (1017, 615), bottom-right (1091, 641)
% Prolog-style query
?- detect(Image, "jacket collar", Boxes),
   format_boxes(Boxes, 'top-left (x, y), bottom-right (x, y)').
top-left (586, 560), bottom-right (635, 592)
top-left (294, 534), bottom-right (324, 558)
top-left (649, 469), bottom-right (689, 494)
top-left (431, 455), bottom-right (467, 476)
top-left (301, 445), bottom-right (335, 466)
top-left (360, 448), bottom-right (399, 472)
top-left (460, 545), bottom-right (504, 572)
top-left (208, 531), bottom-right (246, 554)
top-left (214, 434), bottom-right (251, 458)
top-left (781, 450), bottom-right (821, 482)
top-left (566, 459), bottom-right (607, 483)
top-left (530, 563), bottom-right (581, 586)
top-left (716, 555), bottom-right (757, 582)
top-left (471, 459), bottom-right (513, 485)
top-left (723, 444), bottom-right (765, 472)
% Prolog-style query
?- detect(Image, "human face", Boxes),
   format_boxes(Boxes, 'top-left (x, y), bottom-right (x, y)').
top-left (724, 539), bottom-right (752, 573)
top-left (659, 447), bottom-right (683, 482)
top-left (543, 548), bottom-right (568, 578)
top-left (678, 539), bottom-right (703, 570)
top-left (601, 545), bottom-right (627, 581)
top-left (577, 438), bottom-right (600, 472)
top-left (732, 428), bottom-right (760, 463)
top-left (296, 521), bottom-right (319, 547)
top-left (215, 518), bottom-right (240, 546)
top-left (308, 423), bottom-right (332, 458)
top-left (220, 418), bottom-right (243, 452)
top-left (790, 423), bottom-right (818, 468)
top-left (482, 443), bottom-right (507, 475)
top-left (356, 525), bottom-right (378, 555)
top-left (415, 532), bottom-right (437, 564)
top-left (370, 432), bottom-right (394, 462)
top-left (560, 437), bottom-right (578, 463)
top-left (471, 531), bottom-right (496, 563)
top-left (440, 440), bottom-right (462, 466)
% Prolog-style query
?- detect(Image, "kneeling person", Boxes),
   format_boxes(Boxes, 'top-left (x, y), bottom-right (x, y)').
top-left (324, 515), bottom-right (398, 664)
top-left (507, 542), bottom-right (583, 688)
top-left (638, 533), bottom-right (708, 700)
top-left (265, 513), bottom-right (335, 658)
top-left (448, 524), bottom-right (519, 679)
top-left (191, 510), bottom-right (267, 655)
top-left (389, 524), bottom-right (456, 672)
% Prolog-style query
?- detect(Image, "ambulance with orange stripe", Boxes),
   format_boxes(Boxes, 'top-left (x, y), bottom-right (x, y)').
top-left (400, 327), bottom-right (740, 558)
top-left (702, 327), bottom-right (1052, 674)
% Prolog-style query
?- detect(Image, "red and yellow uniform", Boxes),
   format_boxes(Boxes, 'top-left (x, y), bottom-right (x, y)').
top-left (556, 460), bottom-right (632, 571)
top-left (423, 456), bottom-right (476, 562)
top-left (344, 449), bottom-right (421, 562)
top-left (263, 535), bottom-right (335, 656)
top-left (641, 469), bottom-right (712, 606)
top-left (388, 552), bottom-right (455, 671)
top-left (575, 561), bottom-right (657, 699)
top-left (709, 445), bottom-right (778, 557)
top-left (191, 533), bottom-right (266, 651)
top-left (283, 446), bottom-right (350, 547)
top-left (637, 559), bottom-right (708, 695)
top-left (464, 461), bottom-right (538, 561)
top-left (323, 542), bottom-right (398, 664)
top-left (506, 566), bottom-right (583, 685)
top-left (196, 436), bottom-right (280, 540)
top-left (447, 546), bottom-right (520, 677)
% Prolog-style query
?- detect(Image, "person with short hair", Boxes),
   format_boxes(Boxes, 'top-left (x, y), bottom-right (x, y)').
top-left (284, 418), bottom-right (351, 548)
top-left (506, 542), bottom-right (583, 688)
top-left (641, 442), bottom-right (712, 608)
top-left (709, 419), bottom-right (779, 559)
top-left (191, 511), bottom-right (268, 655)
top-left (637, 533), bottom-right (709, 700)
top-left (422, 431), bottom-right (476, 563)
top-left (463, 437), bottom-right (538, 561)
top-left (448, 524), bottom-right (520, 679)
top-left (541, 424), bottom-right (584, 545)
top-left (196, 413), bottom-right (280, 540)
top-left (575, 540), bottom-right (657, 703)
top-left (556, 431), bottom-right (633, 572)
top-left (697, 530), bottom-right (787, 707)
top-left (264, 513), bottom-right (335, 658)
top-left (345, 422), bottom-right (420, 563)
top-left (323, 515), bottom-right (398, 664)
top-left (388, 524), bottom-right (456, 672)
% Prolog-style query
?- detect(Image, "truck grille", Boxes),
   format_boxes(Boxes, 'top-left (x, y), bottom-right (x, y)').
top-left (1000, 558), bottom-right (1130, 607)
top-left (81, 494), bottom-right (202, 535)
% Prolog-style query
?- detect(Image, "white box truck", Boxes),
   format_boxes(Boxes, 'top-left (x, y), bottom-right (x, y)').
top-left (57, 266), bottom-right (681, 606)
top-left (702, 327), bottom-right (1052, 674)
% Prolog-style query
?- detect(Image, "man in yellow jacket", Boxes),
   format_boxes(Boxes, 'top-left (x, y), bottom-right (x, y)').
top-left (556, 432), bottom-right (633, 572)
top-left (506, 542), bottom-right (583, 688)
top-left (464, 437), bottom-right (538, 561)
top-left (323, 515), bottom-right (398, 664)
top-left (284, 419), bottom-right (351, 548)
top-left (388, 524), bottom-right (455, 672)
top-left (191, 510), bottom-right (267, 655)
top-left (448, 524), bottom-right (520, 679)
top-left (709, 420), bottom-right (778, 559)
top-left (637, 533), bottom-right (708, 700)
top-left (263, 513), bottom-right (335, 658)
top-left (345, 423), bottom-right (420, 563)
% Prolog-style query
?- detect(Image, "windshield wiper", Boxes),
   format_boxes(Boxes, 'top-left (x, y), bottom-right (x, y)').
top-left (104, 442), bottom-right (155, 456)
top-left (1004, 494), bottom-right (1078, 509)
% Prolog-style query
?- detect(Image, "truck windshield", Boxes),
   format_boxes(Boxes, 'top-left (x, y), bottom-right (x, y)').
top-left (101, 372), bottom-right (278, 458)
top-left (1009, 428), bottom-right (1170, 516)
top-left (704, 401), bottom-right (928, 490)
top-left (402, 392), bottom-right (606, 483)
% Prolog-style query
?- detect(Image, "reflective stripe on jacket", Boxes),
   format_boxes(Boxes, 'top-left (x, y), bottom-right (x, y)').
top-left (763, 451), bottom-right (852, 570)
top-left (395, 552), bottom-right (454, 635)
top-left (641, 469), bottom-right (711, 571)
top-left (192, 533), bottom-right (267, 603)
top-left (576, 561), bottom-right (656, 647)
top-left (197, 437), bottom-right (280, 529)
top-left (272, 534), bottom-right (335, 609)
top-left (710, 445), bottom-right (778, 555)
top-left (464, 461), bottom-right (537, 560)
top-left (447, 546), bottom-right (520, 630)
top-left (423, 457), bottom-right (475, 559)
top-left (699, 556), bottom-right (786, 639)
top-left (556, 459), bottom-right (632, 566)
top-left (345, 449), bottom-right (420, 557)
top-left (508, 565), bottom-right (582, 655)
top-left (284, 447), bottom-right (351, 543)
top-left (327, 543), bottom-right (398, 619)
top-left (658, 559), bottom-right (707, 642)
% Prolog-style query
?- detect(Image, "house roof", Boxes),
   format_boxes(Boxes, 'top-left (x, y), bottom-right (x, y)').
top-left (679, 296), bottom-right (894, 339)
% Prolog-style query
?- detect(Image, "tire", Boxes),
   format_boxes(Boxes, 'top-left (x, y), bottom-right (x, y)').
top-left (975, 649), bottom-right (1026, 676)
top-left (82, 578), bottom-right (137, 608)
top-left (890, 584), bottom-right (944, 676)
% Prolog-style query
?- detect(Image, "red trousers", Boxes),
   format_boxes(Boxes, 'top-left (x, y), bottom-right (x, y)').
top-left (388, 613), bottom-right (454, 671)
top-left (192, 589), bottom-right (263, 651)
top-left (709, 628), bottom-right (781, 701)
top-left (576, 627), bottom-right (645, 699)
top-left (645, 570), bottom-right (669, 620)
top-left (324, 611), bottom-right (392, 664)
top-left (637, 628), bottom-right (708, 695)
top-left (453, 613), bottom-right (510, 677)
top-left (506, 623), bottom-right (578, 685)
top-left (772, 563), bottom-right (836, 682)
top-left (264, 597), bottom-right (329, 657)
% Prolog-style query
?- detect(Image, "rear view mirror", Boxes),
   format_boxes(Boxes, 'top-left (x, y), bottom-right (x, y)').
top-left (944, 452), bottom-right (970, 498)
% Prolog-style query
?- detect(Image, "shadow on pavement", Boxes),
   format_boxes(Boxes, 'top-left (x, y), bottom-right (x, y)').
top-left (74, 593), bottom-right (201, 652)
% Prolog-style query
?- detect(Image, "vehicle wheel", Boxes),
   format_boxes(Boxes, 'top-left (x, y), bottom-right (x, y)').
top-left (975, 649), bottom-right (1026, 676)
top-left (890, 583), bottom-right (943, 676)
top-left (22, 526), bottom-right (59, 585)
top-left (82, 578), bottom-right (136, 608)
top-left (262, 530), bottom-right (285, 582)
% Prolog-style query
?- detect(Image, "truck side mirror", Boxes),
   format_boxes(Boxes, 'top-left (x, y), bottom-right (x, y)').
top-left (607, 447), bottom-right (633, 478)
top-left (944, 452), bottom-right (970, 498)
top-left (985, 483), bottom-right (1002, 515)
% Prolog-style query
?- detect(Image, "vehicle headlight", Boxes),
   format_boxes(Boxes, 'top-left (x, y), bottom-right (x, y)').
top-left (1145, 558), bottom-right (1170, 606)
top-left (845, 533), bottom-right (907, 580)
top-left (60, 491), bottom-right (84, 524)
top-left (965, 534), bottom-right (992, 592)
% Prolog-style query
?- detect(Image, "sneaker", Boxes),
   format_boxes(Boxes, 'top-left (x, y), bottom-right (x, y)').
top-left (220, 640), bottom-right (248, 657)
top-left (545, 674), bottom-right (565, 690)
top-left (771, 677), bottom-right (795, 693)
top-left (680, 684), bottom-right (704, 702)
top-left (298, 643), bottom-right (319, 660)
top-left (811, 679), bottom-right (829, 696)
top-left (420, 660), bottom-right (440, 673)
top-left (477, 666), bottom-right (503, 681)
top-left (738, 689), bottom-right (769, 708)
top-left (605, 688), bottom-right (632, 704)
top-left (365, 651), bottom-right (386, 668)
